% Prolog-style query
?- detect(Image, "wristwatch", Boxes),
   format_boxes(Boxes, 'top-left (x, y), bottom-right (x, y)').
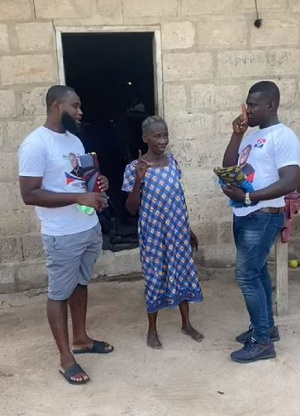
top-left (244, 192), bottom-right (252, 206)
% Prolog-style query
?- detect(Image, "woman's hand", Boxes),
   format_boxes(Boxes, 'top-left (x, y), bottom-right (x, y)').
top-left (190, 230), bottom-right (198, 251)
top-left (136, 150), bottom-right (153, 180)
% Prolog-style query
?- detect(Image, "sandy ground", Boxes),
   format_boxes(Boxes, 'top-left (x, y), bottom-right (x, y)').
top-left (1, 269), bottom-right (300, 416)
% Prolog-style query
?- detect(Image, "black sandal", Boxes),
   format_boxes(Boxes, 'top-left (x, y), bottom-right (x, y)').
top-left (59, 363), bottom-right (90, 385)
top-left (73, 340), bottom-right (114, 355)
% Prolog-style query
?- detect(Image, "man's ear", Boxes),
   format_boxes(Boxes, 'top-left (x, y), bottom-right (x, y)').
top-left (142, 134), bottom-right (148, 144)
top-left (52, 99), bottom-right (60, 113)
top-left (269, 99), bottom-right (276, 111)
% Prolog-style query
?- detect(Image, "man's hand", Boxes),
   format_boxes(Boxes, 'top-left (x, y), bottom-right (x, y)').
top-left (98, 175), bottom-right (109, 192)
top-left (77, 192), bottom-right (107, 211)
top-left (223, 104), bottom-right (248, 167)
top-left (222, 185), bottom-right (246, 202)
top-left (232, 104), bottom-right (248, 135)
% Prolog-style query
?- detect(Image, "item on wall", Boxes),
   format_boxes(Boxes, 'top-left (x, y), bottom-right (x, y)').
top-left (254, 0), bottom-right (262, 28)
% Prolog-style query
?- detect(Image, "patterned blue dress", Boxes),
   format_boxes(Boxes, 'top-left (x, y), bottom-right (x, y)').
top-left (122, 154), bottom-right (203, 313)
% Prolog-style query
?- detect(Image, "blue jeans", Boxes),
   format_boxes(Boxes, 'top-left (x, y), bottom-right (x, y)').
top-left (233, 212), bottom-right (284, 343)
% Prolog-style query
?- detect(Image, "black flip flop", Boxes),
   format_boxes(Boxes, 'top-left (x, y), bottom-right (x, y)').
top-left (59, 363), bottom-right (90, 385)
top-left (72, 340), bottom-right (114, 355)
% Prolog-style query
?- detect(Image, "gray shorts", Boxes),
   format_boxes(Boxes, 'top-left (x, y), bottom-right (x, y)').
top-left (42, 224), bottom-right (102, 301)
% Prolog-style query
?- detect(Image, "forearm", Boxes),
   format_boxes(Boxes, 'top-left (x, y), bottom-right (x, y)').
top-left (21, 188), bottom-right (81, 208)
top-left (250, 178), bottom-right (298, 202)
top-left (223, 132), bottom-right (244, 167)
top-left (125, 178), bottom-right (142, 215)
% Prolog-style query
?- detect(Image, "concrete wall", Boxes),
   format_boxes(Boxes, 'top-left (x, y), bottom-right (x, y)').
top-left (1, 0), bottom-right (300, 292)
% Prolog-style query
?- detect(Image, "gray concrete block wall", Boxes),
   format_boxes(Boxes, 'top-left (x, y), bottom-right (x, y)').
top-left (0, 0), bottom-right (299, 292)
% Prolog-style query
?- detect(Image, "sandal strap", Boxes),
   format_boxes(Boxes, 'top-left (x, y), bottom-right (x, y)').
top-left (63, 363), bottom-right (86, 379)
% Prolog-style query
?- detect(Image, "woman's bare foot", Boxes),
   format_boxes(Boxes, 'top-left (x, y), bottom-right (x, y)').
top-left (147, 330), bottom-right (163, 349)
top-left (182, 325), bottom-right (204, 342)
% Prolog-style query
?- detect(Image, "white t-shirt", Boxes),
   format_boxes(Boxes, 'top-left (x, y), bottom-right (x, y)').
top-left (233, 123), bottom-right (300, 217)
top-left (18, 126), bottom-right (98, 235)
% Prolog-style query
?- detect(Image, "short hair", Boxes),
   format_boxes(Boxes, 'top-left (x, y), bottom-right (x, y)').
top-left (46, 85), bottom-right (75, 112)
top-left (142, 115), bottom-right (166, 134)
top-left (248, 81), bottom-right (280, 105)
top-left (242, 144), bottom-right (252, 152)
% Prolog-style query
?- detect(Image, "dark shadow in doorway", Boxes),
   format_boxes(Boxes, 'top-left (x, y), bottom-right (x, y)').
top-left (62, 32), bottom-right (155, 251)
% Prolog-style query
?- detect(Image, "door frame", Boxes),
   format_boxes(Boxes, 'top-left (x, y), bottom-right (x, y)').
top-left (55, 25), bottom-right (164, 116)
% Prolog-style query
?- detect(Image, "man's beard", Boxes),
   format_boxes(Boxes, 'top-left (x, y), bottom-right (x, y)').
top-left (61, 112), bottom-right (81, 137)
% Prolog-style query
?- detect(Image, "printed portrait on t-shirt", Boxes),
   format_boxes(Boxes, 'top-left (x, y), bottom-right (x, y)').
top-left (64, 152), bottom-right (87, 189)
top-left (68, 153), bottom-right (86, 178)
top-left (239, 144), bottom-right (255, 183)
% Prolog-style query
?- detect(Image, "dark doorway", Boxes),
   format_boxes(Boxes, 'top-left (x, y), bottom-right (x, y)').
top-left (61, 32), bottom-right (156, 251)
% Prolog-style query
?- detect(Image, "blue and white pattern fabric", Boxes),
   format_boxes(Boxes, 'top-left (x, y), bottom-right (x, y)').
top-left (122, 153), bottom-right (203, 313)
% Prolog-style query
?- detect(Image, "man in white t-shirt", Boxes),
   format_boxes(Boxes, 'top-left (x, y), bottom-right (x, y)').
top-left (18, 85), bottom-right (114, 385)
top-left (222, 81), bottom-right (300, 363)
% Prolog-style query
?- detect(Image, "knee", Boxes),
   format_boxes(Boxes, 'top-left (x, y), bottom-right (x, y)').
top-left (235, 269), bottom-right (249, 290)
top-left (235, 259), bottom-right (247, 284)
top-left (235, 268), bottom-right (261, 291)
top-left (77, 283), bottom-right (87, 289)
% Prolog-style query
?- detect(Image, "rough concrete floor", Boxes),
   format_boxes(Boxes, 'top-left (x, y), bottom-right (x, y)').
top-left (1, 269), bottom-right (300, 416)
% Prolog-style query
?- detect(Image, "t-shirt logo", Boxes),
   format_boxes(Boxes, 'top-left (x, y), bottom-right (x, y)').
top-left (64, 152), bottom-right (86, 189)
top-left (65, 171), bottom-right (85, 184)
top-left (254, 138), bottom-right (267, 149)
top-left (239, 144), bottom-right (255, 184)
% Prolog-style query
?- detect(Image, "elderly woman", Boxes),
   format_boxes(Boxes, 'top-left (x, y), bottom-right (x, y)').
top-left (122, 116), bottom-right (203, 349)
